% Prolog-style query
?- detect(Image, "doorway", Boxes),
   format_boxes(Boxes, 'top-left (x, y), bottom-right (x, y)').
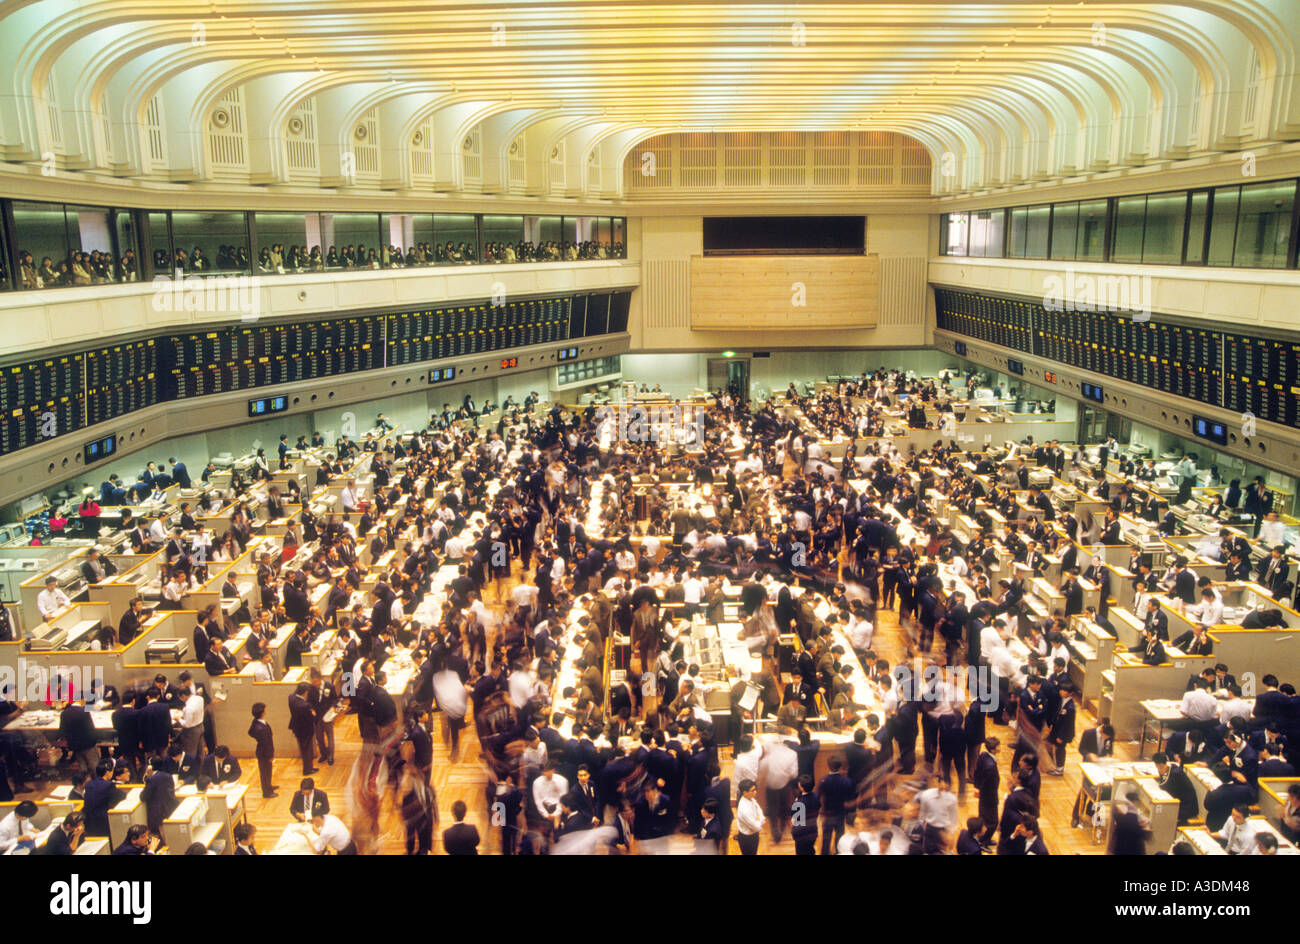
top-left (707, 357), bottom-right (749, 400)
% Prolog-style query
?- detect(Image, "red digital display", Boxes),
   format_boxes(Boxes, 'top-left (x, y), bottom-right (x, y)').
top-left (500, 357), bottom-right (518, 369)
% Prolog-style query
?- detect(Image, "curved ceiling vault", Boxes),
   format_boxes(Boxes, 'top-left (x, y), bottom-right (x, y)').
top-left (0, 0), bottom-right (1296, 200)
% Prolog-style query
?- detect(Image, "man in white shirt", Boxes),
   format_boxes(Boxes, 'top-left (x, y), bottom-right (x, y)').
top-left (735, 779), bottom-right (765, 855)
top-left (1219, 694), bottom-right (1254, 726)
top-left (1259, 512), bottom-right (1287, 547)
top-left (1191, 588), bottom-right (1224, 629)
top-left (848, 613), bottom-right (874, 656)
top-left (309, 812), bottom-right (356, 854)
top-left (443, 535), bottom-right (465, 562)
top-left (682, 575), bottom-right (703, 617)
top-left (340, 479), bottom-right (359, 514)
top-left (1214, 805), bottom-right (1256, 854)
top-left (759, 737), bottom-right (798, 842)
top-left (511, 582), bottom-right (539, 611)
top-left (732, 735), bottom-right (763, 798)
top-left (531, 764), bottom-right (568, 826)
top-left (252, 652), bottom-right (276, 683)
top-left (0, 801), bottom-right (39, 853)
top-left (1179, 681), bottom-right (1218, 722)
top-left (508, 666), bottom-right (535, 710)
top-left (37, 577), bottom-right (70, 621)
top-left (148, 513), bottom-right (168, 545)
top-left (917, 775), bottom-right (959, 854)
top-left (179, 688), bottom-right (206, 758)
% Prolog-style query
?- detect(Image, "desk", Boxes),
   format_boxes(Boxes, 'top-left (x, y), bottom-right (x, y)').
top-left (1138, 698), bottom-right (1192, 758)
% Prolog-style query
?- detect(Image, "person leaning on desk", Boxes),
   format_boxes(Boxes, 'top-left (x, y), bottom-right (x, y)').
top-left (1130, 625), bottom-right (1167, 665)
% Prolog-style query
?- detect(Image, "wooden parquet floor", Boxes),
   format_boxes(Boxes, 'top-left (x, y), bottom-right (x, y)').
top-left (224, 564), bottom-right (1120, 855)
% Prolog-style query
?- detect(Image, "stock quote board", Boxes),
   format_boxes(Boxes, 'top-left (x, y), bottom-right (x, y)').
top-left (0, 289), bottom-right (632, 459)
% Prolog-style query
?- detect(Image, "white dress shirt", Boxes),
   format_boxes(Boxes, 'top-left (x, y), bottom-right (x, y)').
top-left (1260, 519), bottom-right (1287, 546)
top-left (1180, 687), bottom-right (1218, 721)
top-left (732, 747), bottom-right (762, 796)
top-left (181, 692), bottom-right (205, 729)
top-left (1221, 817), bottom-right (1257, 855)
top-left (531, 772), bottom-right (568, 817)
top-left (37, 587), bottom-right (70, 620)
top-left (736, 796), bottom-right (766, 835)
top-left (252, 661), bottom-right (275, 682)
top-left (0, 812), bottom-right (34, 852)
top-left (310, 814), bottom-right (353, 853)
top-left (917, 787), bottom-right (959, 830)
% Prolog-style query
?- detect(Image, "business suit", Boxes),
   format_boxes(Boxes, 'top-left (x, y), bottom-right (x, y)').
top-left (817, 771), bottom-right (854, 855)
top-left (199, 754), bottom-right (242, 784)
top-left (443, 822), bottom-right (480, 854)
top-left (789, 790), bottom-right (820, 855)
top-left (141, 770), bottom-right (177, 835)
top-left (1157, 764), bottom-right (1199, 824)
top-left (996, 787), bottom-right (1036, 854)
top-left (290, 789), bottom-right (330, 820)
top-left (288, 693), bottom-right (316, 774)
top-left (248, 718), bottom-right (275, 796)
top-left (138, 700), bottom-right (172, 756)
top-left (58, 704), bottom-right (100, 774)
top-left (82, 778), bottom-right (126, 837)
top-left (973, 750), bottom-right (1000, 832)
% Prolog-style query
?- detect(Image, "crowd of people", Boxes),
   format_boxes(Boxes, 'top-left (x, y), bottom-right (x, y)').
top-left (9, 238), bottom-right (626, 291)
top-left (11, 366), bottom-right (1300, 855)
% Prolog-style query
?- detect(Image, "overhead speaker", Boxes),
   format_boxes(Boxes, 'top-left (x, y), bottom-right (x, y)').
top-left (287, 116), bottom-right (304, 136)
top-left (508, 140), bottom-right (520, 155)
top-left (463, 135), bottom-right (475, 151)
top-left (210, 108), bottom-right (231, 130)
top-left (412, 129), bottom-right (424, 146)
top-left (354, 124), bottom-right (368, 141)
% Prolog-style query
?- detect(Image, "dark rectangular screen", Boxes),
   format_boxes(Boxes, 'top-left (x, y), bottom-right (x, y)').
top-left (703, 216), bottom-right (865, 255)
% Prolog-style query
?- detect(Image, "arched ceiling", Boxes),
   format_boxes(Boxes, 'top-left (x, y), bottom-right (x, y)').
top-left (1, 0), bottom-right (1297, 198)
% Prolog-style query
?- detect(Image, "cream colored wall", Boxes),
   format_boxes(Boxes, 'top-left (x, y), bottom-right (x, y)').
top-left (928, 256), bottom-right (1300, 334)
top-left (632, 211), bottom-right (929, 351)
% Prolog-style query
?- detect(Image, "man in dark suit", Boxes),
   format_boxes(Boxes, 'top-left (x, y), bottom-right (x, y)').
top-left (81, 760), bottom-right (126, 838)
top-left (1203, 763), bottom-right (1253, 831)
top-left (248, 702), bottom-right (276, 798)
top-left (34, 811), bottom-right (84, 855)
top-left (789, 775), bottom-right (821, 855)
top-left (1169, 559), bottom-right (1197, 605)
top-left (1078, 721), bottom-right (1114, 761)
top-left (995, 770), bottom-right (1037, 854)
top-left (288, 683), bottom-right (317, 775)
top-left (956, 816), bottom-right (987, 854)
top-left (1131, 626), bottom-right (1167, 665)
top-left (1153, 752), bottom-right (1198, 824)
top-left (289, 777), bottom-right (330, 821)
top-left (972, 736), bottom-right (1001, 834)
top-left (204, 642), bottom-right (236, 676)
top-left (1059, 570), bottom-right (1084, 617)
top-left (140, 757), bottom-right (177, 837)
top-left (200, 745), bottom-right (242, 784)
top-left (443, 800), bottom-right (480, 854)
top-left (138, 690), bottom-right (172, 758)
top-left (58, 698), bottom-right (100, 774)
top-left (817, 757), bottom-right (854, 855)
top-left (1257, 547), bottom-right (1290, 598)
top-left (284, 624), bottom-right (312, 668)
top-left (169, 458), bottom-right (191, 489)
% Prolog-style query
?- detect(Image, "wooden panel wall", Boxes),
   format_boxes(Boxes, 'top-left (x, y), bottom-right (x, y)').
top-left (689, 254), bottom-right (879, 330)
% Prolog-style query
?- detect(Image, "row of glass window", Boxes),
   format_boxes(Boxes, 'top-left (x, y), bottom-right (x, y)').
top-left (0, 201), bottom-right (628, 291)
top-left (557, 355), bottom-right (621, 386)
top-left (940, 178), bottom-right (1297, 269)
